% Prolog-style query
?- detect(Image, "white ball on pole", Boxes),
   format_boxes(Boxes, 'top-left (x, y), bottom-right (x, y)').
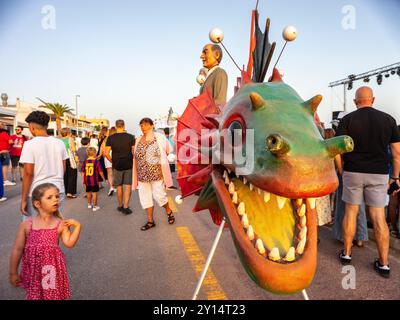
top-left (282, 26), bottom-right (298, 42)
top-left (209, 28), bottom-right (224, 43)
top-left (196, 74), bottom-right (206, 85)
top-left (175, 195), bottom-right (183, 205)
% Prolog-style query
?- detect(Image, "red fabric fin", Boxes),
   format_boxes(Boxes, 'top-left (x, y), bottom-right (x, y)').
top-left (209, 208), bottom-right (228, 227)
top-left (177, 90), bottom-right (221, 198)
top-left (187, 165), bottom-right (212, 185)
top-left (204, 115), bottom-right (220, 128)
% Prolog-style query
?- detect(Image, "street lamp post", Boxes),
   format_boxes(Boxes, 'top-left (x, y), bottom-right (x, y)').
top-left (75, 94), bottom-right (80, 136)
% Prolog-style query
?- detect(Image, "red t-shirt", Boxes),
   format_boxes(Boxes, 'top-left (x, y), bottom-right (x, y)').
top-left (10, 135), bottom-right (26, 157)
top-left (0, 131), bottom-right (12, 152)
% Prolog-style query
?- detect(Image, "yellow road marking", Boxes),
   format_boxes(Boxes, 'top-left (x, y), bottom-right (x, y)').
top-left (168, 196), bottom-right (178, 213)
top-left (176, 226), bottom-right (227, 300)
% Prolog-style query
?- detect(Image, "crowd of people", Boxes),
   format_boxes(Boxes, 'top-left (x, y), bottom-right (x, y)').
top-left (2, 111), bottom-right (178, 299)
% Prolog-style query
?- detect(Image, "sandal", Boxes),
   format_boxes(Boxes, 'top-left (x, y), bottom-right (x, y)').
top-left (141, 221), bottom-right (156, 231)
top-left (167, 211), bottom-right (175, 225)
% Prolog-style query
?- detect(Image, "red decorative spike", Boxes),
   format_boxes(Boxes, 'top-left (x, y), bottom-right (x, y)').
top-left (269, 68), bottom-right (283, 82)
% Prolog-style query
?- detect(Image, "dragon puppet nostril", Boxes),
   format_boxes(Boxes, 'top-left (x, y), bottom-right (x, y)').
top-left (266, 134), bottom-right (290, 156)
top-left (324, 135), bottom-right (354, 158)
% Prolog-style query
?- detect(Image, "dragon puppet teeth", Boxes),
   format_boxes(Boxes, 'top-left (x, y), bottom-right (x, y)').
top-left (223, 171), bottom-right (228, 179)
top-left (298, 204), bottom-right (306, 217)
top-left (299, 226), bottom-right (307, 240)
top-left (247, 225), bottom-right (255, 241)
top-left (229, 182), bottom-right (235, 195)
top-left (268, 248), bottom-right (281, 261)
top-left (296, 237), bottom-right (306, 255)
top-left (242, 214), bottom-right (249, 229)
top-left (263, 191), bottom-right (270, 203)
top-left (296, 199), bottom-right (303, 207)
top-left (300, 215), bottom-right (307, 227)
top-left (249, 183), bottom-right (254, 191)
top-left (227, 168), bottom-right (232, 174)
top-left (307, 198), bottom-right (316, 210)
top-left (225, 176), bottom-right (230, 185)
top-left (256, 239), bottom-right (266, 255)
top-left (284, 247), bottom-right (296, 262)
top-left (243, 177), bottom-right (247, 185)
top-left (276, 196), bottom-right (287, 209)
top-left (232, 192), bottom-right (238, 204)
top-left (237, 202), bottom-right (245, 216)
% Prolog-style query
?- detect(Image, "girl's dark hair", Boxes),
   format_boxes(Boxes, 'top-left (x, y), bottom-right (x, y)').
top-left (139, 118), bottom-right (154, 126)
top-left (31, 183), bottom-right (63, 219)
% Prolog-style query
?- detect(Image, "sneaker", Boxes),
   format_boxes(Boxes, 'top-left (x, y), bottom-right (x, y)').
top-left (92, 206), bottom-right (101, 212)
top-left (0, 197), bottom-right (7, 202)
top-left (166, 186), bottom-right (178, 190)
top-left (374, 259), bottom-right (390, 278)
top-left (88, 205), bottom-right (93, 209)
top-left (3, 180), bottom-right (16, 186)
top-left (117, 206), bottom-right (124, 212)
top-left (108, 189), bottom-right (114, 196)
top-left (339, 250), bottom-right (352, 265)
top-left (122, 207), bottom-right (133, 215)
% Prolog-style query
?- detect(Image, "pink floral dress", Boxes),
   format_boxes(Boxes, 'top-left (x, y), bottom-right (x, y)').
top-left (20, 219), bottom-right (70, 300)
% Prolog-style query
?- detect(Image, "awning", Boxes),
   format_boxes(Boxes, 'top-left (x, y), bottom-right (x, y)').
top-left (0, 107), bottom-right (16, 117)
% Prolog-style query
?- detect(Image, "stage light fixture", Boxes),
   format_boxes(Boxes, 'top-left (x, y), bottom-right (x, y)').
top-left (397, 68), bottom-right (400, 77)
top-left (347, 81), bottom-right (353, 90)
top-left (377, 74), bottom-right (383, 85)
top-left (391, 70), bottom-right (396, 75)
top-left (385, 73), bottom-right (390, 78)
top-left (363, 77), bottom-right (370, 83)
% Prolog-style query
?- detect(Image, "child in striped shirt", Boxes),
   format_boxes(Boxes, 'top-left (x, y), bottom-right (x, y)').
top-left (81, 147), bottom-right (105, 212)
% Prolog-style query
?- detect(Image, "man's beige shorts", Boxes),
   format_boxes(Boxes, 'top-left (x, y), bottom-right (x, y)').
top-left (342, 171), bottom-right (388, 208)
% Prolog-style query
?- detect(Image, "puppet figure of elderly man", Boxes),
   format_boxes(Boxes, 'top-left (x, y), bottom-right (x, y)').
top-left (200, 44), bottom-right (228, 106)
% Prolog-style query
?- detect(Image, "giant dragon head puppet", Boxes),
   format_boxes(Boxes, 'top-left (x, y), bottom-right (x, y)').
top-left (176, 9), bottom-right (354, 295)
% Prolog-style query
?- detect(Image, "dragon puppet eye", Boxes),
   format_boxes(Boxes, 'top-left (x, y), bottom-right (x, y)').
top-left (227, 121), bottom-right (243, 147)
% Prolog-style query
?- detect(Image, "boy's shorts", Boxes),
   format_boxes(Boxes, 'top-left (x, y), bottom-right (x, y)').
top-left (11, 156), bottom-right (22, 168)
top-left (86, 185), bottom-right (99, 193)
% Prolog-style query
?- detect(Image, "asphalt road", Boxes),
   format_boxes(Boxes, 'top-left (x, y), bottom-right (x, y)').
top-left (1, 178), bottom-right (400, 300)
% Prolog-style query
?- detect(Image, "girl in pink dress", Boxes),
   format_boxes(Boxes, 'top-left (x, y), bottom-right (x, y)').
top-left (9, 183), bottom-right (81, 300)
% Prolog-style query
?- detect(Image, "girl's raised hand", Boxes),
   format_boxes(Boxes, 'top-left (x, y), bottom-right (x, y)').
top-left (63, 219), bottom-right (80, 228)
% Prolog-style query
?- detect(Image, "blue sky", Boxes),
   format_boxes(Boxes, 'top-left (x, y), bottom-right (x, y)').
top-left (0, 0), bottom-right (399, 134)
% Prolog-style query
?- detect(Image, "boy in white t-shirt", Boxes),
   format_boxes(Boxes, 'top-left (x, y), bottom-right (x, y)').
top-left (19, 111), bottom-right (68, 219)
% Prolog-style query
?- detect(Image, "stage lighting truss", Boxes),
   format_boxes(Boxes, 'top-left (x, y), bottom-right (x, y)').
top-left (329, 62), bottom-right (400, 89)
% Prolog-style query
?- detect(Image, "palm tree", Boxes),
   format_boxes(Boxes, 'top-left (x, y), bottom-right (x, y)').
top-left (36, 98), bottom-right (74, 136)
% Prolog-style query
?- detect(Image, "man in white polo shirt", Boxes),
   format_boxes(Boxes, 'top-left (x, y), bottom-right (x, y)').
top-left (19, 111), bottom-right (68, 219)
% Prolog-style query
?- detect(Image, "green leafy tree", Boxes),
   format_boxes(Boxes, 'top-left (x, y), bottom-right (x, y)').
top-left (36, 98), bottom-right (74, 136)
